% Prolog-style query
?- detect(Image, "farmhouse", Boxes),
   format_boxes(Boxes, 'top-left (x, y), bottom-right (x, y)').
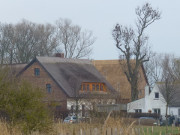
top-left (127, 84), bottom-right (180, 120)
top-left (18, 55), bottom-right (117, 117)
top-left (92, 60), bottom-right (148, 103)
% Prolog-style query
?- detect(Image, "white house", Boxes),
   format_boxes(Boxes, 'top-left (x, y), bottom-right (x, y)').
top-left (127, 84), bottom-right (180, 119)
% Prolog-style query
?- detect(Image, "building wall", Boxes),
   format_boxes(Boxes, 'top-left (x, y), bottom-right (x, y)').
top-left (127, 85), bottom-right (173, 120)
top-left (19, 61), bottom-right (68, 111)
top-left (127, 98), bottom-right (145, 112)
top-left (169, 107), bottom-right (180, 118)
top-left (92, 60), bottom-right (147, 103)
top-left (67, 98), bottom-right (116, 117)
top-left (146, 85), bottom-right (166, 116)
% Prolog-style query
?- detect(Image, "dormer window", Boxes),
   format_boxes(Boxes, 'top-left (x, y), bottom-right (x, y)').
top-left (81, 83), bottom-right (106, 92)
top-left (34, 68), bottom-right (40, 76)
top-left (155, 92), bottom-right (159, 99)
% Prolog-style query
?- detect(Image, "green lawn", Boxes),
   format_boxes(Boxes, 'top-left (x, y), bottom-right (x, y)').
top-left (135, 126), bottom-right (180, 135)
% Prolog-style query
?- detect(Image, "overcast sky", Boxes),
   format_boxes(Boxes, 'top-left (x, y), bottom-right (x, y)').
top-left (0, 0), bottom-right (179, 60)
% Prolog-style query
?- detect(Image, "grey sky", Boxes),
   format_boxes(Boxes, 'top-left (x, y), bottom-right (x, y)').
top-left (0, 0), bottom-right (179, 60)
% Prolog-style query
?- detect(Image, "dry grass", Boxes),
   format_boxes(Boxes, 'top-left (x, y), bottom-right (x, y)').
top-left (1, 118), bottom-right (179, 135)
top-left (0, 121), bottom-right (22, 135)
top-left (0, 117), bottom-right (137, 135)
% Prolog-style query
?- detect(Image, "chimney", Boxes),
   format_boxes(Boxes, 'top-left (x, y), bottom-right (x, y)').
top-left (145, 85), bottom-right (150, 97)
top-left (55, 53), bottom-right (64, 58)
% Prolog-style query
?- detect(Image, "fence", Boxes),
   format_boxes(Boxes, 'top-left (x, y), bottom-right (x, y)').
top-left (57, 127), bottom-right (136, 135)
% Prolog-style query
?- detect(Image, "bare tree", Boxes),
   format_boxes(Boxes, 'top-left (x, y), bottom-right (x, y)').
top-left (174, 58), bottom-right (180, 80)
top-left (112, 3), bottom-right (161, 101)
top-left (13, 20), bottom-right (58, 63)
top-left (145, 53), bottom-right (180, 89)
top-left (0, 19), bottom-right (95, 64)
top-left (144, 53), bottom-right (163, 89)
top-left (55, 18), bottom-right (96, 59)
top-left (34, 23), bottom-right (58, 57)
top-left (158, 54), bottom-right (180, 128)
top-left (0, 23), bottom-right (16, 64)
top-left (0, 20), bottom-right (58, 64)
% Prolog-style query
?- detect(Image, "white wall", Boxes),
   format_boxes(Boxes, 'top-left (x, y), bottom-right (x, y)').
top-left (146, 85), bottom-right (167, 116)
top-left (169, 107), bottom-right (180, 118)
top-left (127, 84), bottom-right (171, 119)
top-left (67, 98), bottom-right (116, 117)
top-left (127, 98), bottom-right (145, 112)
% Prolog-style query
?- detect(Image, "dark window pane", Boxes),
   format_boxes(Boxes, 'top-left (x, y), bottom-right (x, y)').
top-left (96, 84), bottom-right (99, 91)
top-left (83, 84), bottom-right (86, 91)
top-left (46, 84), bottom-right (51, 93)
top-left (135, 109), bottom-right (142, 113)
top-left (71, 105), bottom-right (74, 113)
top-left (155, 92), bottom-right (159, 98)
top-left (87, 84), bottom-right (89, 91)
top-left (82, 104), bottom-right (85, 117)
top-left (92, 84), bottom-right (95, 91)
top-left (34, 68), bottom-right (40, 76)
top-left (154, 109), bottom-right (161, 115)
top-left (100, 84), bottom-right (103, 91)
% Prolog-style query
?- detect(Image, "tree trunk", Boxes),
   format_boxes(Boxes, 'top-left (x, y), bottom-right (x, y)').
top-left (75, 98), bottom-right (79, 121)
top-left (165, 104), bottom-right (168, 134)
top-left (131, 78), bottom-right (138, 101)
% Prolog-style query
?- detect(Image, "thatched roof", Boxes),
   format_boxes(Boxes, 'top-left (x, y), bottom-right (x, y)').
top-left (92, 60), bottom-right (148, 103)
top-left (19, 57), bottom-right (117, 99)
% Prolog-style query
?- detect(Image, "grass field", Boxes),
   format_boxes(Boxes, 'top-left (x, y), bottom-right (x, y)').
top-left (136, 126), bottom-right (180, 135)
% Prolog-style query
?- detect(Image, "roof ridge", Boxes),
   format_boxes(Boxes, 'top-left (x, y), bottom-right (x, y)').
top-left (36, 56), bottom-right (92, 64)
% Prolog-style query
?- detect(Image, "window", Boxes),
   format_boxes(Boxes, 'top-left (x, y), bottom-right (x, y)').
top-left (87, 84), bottom-right (89, 91)
top-left (81, 83), bottom-right (106, 92)
top-left (71, 105), bottom-right (74, 113)
top-left (34, 68), bottom-right (40, 76)
top-left (82, 104), bottom-right (85, 117)
top-left (46, 84), bottom-right (52, 93)
top-left (96, 84), bottom-right (99, 91)
top-left (178, 109), bottom-right (180, 116)
top-left (155, 92), bottom-right (159, 99)
top-left (135, 109), bottom-right (142, 113)
top-left (92, 84), bottom-right (95, 91)
top-left (153, 108), bottom-right (161, 115)
top-left (83, 84), bottom-right (86, 91)
top-left (100, 84), bottom-right (104, 91)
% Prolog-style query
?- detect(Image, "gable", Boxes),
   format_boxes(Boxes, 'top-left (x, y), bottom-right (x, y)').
top-left (18, 59), bottom-right (68, 100)
top-left (19, 57), bottom-right (117, 99)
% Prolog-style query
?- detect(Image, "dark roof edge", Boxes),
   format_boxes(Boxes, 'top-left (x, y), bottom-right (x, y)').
top-left (35, 58), bottom-right (70, 98)
top-left (16, 58), bottom-right (36, 77)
